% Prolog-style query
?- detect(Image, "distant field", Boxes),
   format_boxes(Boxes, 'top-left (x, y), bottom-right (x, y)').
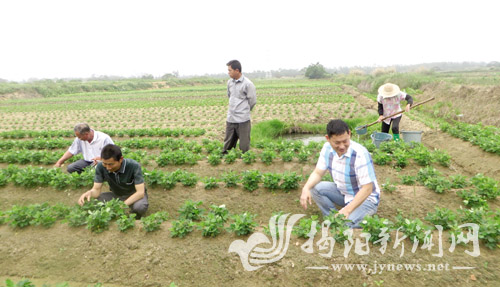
top-left (0, 79), bottom-right (364, 133)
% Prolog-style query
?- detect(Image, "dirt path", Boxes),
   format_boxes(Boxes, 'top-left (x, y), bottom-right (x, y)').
top-left (425, 130), bottom-right (500, 181)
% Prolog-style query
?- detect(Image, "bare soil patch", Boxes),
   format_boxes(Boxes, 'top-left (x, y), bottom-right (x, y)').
top-left (420, 82), bottom-right (500, 127)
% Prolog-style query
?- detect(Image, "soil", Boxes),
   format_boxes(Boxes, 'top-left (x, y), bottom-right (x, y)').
top-left (420, 82), bottom-right (500, 127)
top-left (1, 84), bottom-right (500, 287)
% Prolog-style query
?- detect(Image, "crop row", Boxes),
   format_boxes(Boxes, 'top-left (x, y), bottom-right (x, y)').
top-left (2, 278), bottom-right (109, 287)
top-left (0, 89), bottom-right (349, 113)
top-left (0, 165), bottom-right (304, 192)
top-left (440, 122), bottom-right (500, 155)
top-left (0, 136), bottom-right (217, 150)
top-left (295, 208), bottom-right (499, 250)
top-left (0, 147), bottom-right (315, 167)
top-left (1, 161), bottom-right (498, 207)
top-left (0, 199), bottom-right (260, 238)
top-left (0, 139), bottom-right (324, 166)
top-left (1, 198), bottom-right (498, 250)
top-left (396, 166), bottom-right (500, 209)
top-left (0, 127), bottom-right (206, 139)
top-left (0, 136), bottom-right (321, 152)
top-left (1, 79), bottom-right (331, 103)
top-left (360, 140), bottom-right (452, 169)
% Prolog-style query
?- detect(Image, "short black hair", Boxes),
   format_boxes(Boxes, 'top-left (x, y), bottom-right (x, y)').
top-left (101, 144), bottom-right (122, 161)
top-left (326, 119), bottom-right (350, 137)
top-left (226, 60), bottom-right (242, 73)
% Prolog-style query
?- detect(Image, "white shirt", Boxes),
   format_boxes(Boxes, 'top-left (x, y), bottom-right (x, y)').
top-left (68, 130), bottom-right (114, 162)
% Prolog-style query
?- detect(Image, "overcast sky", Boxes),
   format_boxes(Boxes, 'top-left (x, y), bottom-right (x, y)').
top-left (1, 0), bottom-right (499, 81)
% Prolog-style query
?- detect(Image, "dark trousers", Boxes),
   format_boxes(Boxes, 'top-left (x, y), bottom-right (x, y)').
top-left (97, 191), bottom-right (149, 218)
top-left (223, 120), bottom-right (251, 153)
top-left (67, 159), bottom-right (92, 174)
top-left (381, 116), bottom-right (402, 134)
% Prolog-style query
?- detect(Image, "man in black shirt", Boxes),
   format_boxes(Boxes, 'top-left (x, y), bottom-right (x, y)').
top-left (78, 144), bottom-right (149, 217)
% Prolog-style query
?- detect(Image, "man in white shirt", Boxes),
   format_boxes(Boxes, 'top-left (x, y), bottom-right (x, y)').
top-left (54, 123), bottom-right (114, 174)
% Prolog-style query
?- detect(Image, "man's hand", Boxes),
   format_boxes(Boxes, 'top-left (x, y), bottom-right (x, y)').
top-left (53, 162), bottom-right (63, 168)
top-left (376, 115), bottom-right (384, 123)
top-left (338, 207), bottom-right (351, 219)
top-left (91, 157), bottom-right (101, 166)
top-left (300, 188), bottom-right (312, 210)
top-left (78, 190), bottom-right (93, 206)
top-left (405, 104), bottom-right (411, 113)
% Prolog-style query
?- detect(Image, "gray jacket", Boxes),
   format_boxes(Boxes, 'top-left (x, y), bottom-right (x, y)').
top-left (226, 75), bottom-right (256, 123)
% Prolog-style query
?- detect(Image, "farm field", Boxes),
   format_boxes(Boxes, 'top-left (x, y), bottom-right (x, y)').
top-left (0, 73), bottom-right (499, 287)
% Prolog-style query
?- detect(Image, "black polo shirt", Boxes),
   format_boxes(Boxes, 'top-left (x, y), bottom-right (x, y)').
top-left (94, 158), bottom-right (146, 197)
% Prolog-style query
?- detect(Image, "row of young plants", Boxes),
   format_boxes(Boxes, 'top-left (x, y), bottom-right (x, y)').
top-left (0, 145), bottom-right (312, 167)
top-left (395, 166), bottom-right (500, 209)
top-left (0, 198), bottom-right (258, 239)
top-left (155, 147), bottom-right (317, 167)
top-left (2, 136), bottom-right (441, 169)
top-left (440, 121), bottom-right (500, 155)
top-left (144, 168), bottom-right (303, 192)
top-left (151, 139), bottom-right (322, 166)
top-left (0, 198), bottom-right (167, 233)
top-left (0, 137), bottom-right (322, 164)
top-left (293, 207), bottom-right (499, 250)
top-left (0, 165), bottom-right (94, 189)
top-left (170, 200), bottom-right (258, 237)
top-left (0, 138), bottom-right (72, 150)
top-left (0, 149), bottom-right (82, 165)
top-left (360, 140), bottom-right (452, 169)
top-left (2, 278), bottom-right (110, 287)
top-left (0, 137), bottom-right (181, 151)
top-left (0, 165), bottom-right (303, 193)
top-left (0, 127), bottom-right (206, 139)
top-left (3, 195), bottom-right (496, 250)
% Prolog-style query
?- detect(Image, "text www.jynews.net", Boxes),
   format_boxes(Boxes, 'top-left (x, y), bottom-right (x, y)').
top-left (308, 263), bottom-right (474, 274)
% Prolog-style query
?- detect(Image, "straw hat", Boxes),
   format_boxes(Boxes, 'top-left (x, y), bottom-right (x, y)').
top-left (378, 83), bottom-right (401, 98)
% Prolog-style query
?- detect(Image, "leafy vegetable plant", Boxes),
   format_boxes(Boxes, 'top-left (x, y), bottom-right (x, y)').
top-left (360, 215), bottom-right (393, 243)
top-left (178, 200), bottom-right (204, 221)
top-left (292, 215), bottom-right (320, 238)
top-left (117, 214), bottom-right (136, 232)
top-left (141, 211), bottom-right (169, 232)
top-left (170, 219), bottom-right (195, 238)
top-left (228, 212), bottom-right (258, 236)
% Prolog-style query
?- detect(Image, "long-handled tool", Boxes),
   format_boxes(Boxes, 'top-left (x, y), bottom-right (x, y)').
top-left (355, 97), bottom-right (435, 135)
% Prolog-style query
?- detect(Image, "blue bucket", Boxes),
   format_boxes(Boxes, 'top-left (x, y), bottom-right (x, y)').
top-left (371, 132), bottom-right (393, 148)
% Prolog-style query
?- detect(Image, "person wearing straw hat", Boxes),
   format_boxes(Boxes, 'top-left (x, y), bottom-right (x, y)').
top-left (376, 83), bottom-right (413, 141)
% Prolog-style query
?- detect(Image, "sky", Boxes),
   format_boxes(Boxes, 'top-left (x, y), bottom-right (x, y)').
top-left (1, 0), bottom-right (499, 81)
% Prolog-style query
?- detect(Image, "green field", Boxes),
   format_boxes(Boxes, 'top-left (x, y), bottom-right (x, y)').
top-left (0, 71), bottom-right (499, 287)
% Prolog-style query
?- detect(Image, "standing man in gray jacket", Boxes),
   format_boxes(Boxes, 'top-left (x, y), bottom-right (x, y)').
top-left (223, 60), bottom-right (257, 154)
